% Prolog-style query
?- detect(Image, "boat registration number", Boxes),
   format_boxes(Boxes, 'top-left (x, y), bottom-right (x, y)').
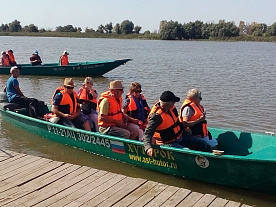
top-left (47, 125), bottom-right (110, 148)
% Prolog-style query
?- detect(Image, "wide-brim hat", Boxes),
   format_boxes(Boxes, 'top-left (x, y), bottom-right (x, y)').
top-left (63, 78), bottom-right (75, 87)
top-left (160, 91), bottom-right (180, 102)
top-left (109, 80), bottom-right (124, 90)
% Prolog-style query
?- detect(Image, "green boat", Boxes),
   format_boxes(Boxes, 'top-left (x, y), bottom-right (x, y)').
top-left (0, 59), bottom-right (132, 76)
top-left (0, 99), bottom-right (275, 194)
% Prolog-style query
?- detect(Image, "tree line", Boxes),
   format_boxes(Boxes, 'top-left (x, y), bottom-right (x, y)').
top-left (1, 19), bottom-right (276, 40)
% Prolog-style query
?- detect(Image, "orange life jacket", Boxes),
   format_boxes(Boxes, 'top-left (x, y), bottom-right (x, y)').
top-left (7, 52), bottom-right (15, 64)
top-left (60, 55), bottom-right (69, 66)
top-left (125, 93), bottom-right (150, 121)
top-left (78, 86), bottom-right (97, 104)
top-left (98, 91), bottom-right (124, 127)
top-left (150, 102), bottom-right (183, 145)
top-left (179, 99), bottom-right (208, 137)
top-left (57, 90), bottom-right (78, 115)
top-left (0, 55), bottom-right (10, 66)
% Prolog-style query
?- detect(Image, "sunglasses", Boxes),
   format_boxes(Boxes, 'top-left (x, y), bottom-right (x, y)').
top-left (66, 86), bottom-right (74, 89)
top-left (134, 90), bottom-right (142, 93)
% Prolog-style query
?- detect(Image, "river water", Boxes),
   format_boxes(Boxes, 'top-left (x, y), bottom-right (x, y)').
top-left (0, 36), bottom-right (275, 206)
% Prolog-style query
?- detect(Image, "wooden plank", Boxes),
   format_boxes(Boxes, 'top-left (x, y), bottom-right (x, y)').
top-left (65, 174), bottom-right (126, 207)
top-left (225, 201), bottom-right (241, 207)
top-left (97, 178), bottom-right (147, 207)
top-left (144, 185), bottom-right (179, 207)
top-left (19, 166), bottom-right (91, 206)
top-left (36, 169), bottom-right (105, 207)
top-left (0, 164), bottom-right (78, 206)
top-left (0, 154), bottom-right (28, 168)
top-left (193, 194), bottom-right (217, 207)
top-left (0, 160), bottom-right (64, 196)
top-left (129, 183), bottom-right (168, 207)
top-left (177, 192), bottom-right (204, 206)
top-left (113, 181), bottom-right (158, 207)
top-left (161, 188), bottom-right (191, 206)
top-left (241, 205), bottom-right (252, 207)
top-left (209, 197), bottom-right (229, 207)
top-left (0, 155), bottom-right (42, 178)
top-left (82, 176), bottom-right (136, 207)
top-left (48, 171), bottom-right (118, 207)
top-left (0, 149), bottom-right (18, 161)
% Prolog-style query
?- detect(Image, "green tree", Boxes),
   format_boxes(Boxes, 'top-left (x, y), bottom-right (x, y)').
top-left (134, 26), bottom-right (142, 34)
top-left (24, 24), bottom-right (39, 32)
top-left (159, 20), bottom-right (183, 40)
top-left (96, 24), bottom-right (104, 33)
top-left (251, 22), bottom-right (267, 36)
top-left (85, 27), bottom-right (95, 33)
top-left (104, 22), bottom-right (113, 33)
top-left (0, 24), bottom-right (9, 32)
top-left (9, 20), bottom-right (22, 32)
top-left (183, 20), bottom-right (203, 39)
top-left (55, 25), bottom-right (77, 32)
top-left (113, 23), bottom-right (121, 34)
top-left (120, 20), bottom-right (134, 34)
top-left (266, 22), bottom-right (276, 36)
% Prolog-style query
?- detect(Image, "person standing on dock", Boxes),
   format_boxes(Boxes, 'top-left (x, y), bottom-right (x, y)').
top-left (98, 80), bottom-right (139, 140)
top-left (51, 78), bottom-right (91, 131)
top-left (30, 50), bottom-right (42, 66)
top-left (5, 66), bottom-right (40, 118)
top-left (59, 51), bottom-right (69, 66)
top-left (144, 91), bottom-right (209, 157)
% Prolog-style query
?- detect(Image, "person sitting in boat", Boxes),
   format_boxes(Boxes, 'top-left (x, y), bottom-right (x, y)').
top-left (98, 80), bottom-right (139, 140)
top-left (0, 51), bottom-right (10, 67)
top-left (6, 50), bottom-right (17, 66)
top-left (51, 78), bottom-right (91, 131)
top-left (123, 82), bottom-right (151, 141)
top-left (144, 91), bottom-right (209, 157)
top-left (179, 88), bottom-right (218, 151)
top-left (30, 50), bottom-right (42, 66)
top-left (59, 51), bottom-right (69, 66)
top-left (77, 77), bottom-right (98, 132)
top-left (5, 66), bottom-right (41, 118)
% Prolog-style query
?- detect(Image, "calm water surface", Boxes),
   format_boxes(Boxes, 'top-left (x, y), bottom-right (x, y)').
top-left (0, 36), bottom-right (276, 206)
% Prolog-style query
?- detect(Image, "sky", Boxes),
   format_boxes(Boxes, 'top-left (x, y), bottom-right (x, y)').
top-left (1, 0), bottom-right (275, 32)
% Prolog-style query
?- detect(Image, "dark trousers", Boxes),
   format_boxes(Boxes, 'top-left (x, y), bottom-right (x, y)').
top-left (11, 96), bottom-right (40, 117)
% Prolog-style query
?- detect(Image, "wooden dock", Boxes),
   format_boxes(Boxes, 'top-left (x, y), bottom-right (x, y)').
top-left (0, 149), bottom-right (252, 207)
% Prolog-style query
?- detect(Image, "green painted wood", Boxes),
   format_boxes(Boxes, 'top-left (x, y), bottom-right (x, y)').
top-left (0, 59), bottom-right (132, 76)
top-left (1, 107), bottom-right (276, 194)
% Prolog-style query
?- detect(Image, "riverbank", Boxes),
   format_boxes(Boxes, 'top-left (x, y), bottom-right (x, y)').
top-left (1, 32), bottom-right (276, 42)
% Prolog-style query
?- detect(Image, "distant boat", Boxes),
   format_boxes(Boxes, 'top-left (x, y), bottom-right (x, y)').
top-left (0, 59), bottom-right (132, 76)
top-left (0, 99), bottom-right (276, 194)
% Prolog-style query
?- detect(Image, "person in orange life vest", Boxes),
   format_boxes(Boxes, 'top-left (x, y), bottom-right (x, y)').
top-left (123, 82), bottom-right (151, 141)
top-left (98, 80), bottom-right (139, 140)
top-left (144, 91), bottom-right (209, 157)
top-left (0, 51), bottom-right (10, 67)
top-left (51, 78), bottom-right (91, 131)
top-left (78, 77), bottom-right (98, 132)
top-left (6, 50), bottom-right (17, 66)
top-left (179, 88), bottom-right (218, 151)
top-left (30, 50), bottom-right (42, 66)
top-left (59, 51), bottom-right (69, 66)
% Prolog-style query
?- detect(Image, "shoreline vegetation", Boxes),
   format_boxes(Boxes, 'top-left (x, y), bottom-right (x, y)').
top-left (1, 19), bottom-right (276, 42)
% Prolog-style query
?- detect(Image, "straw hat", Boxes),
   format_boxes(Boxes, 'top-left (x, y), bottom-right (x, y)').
top-left (63, 78), bottom-right (75, 87)
top-left (83, 77), bottom-right (93, 84)
top-left (109, 80), bottom-right (124, 90)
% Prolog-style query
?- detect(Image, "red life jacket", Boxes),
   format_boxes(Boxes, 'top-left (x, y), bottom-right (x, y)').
top-left (179, 99), bottom-right (208, 137)
top-left (60, 55), bottom-right (69, 65)
top-left (98, 91), bottom-right (124, 127)
top-left (0, 55), bottom-right (10, 66)
top-left (150, 102), bottom-right (183, 145)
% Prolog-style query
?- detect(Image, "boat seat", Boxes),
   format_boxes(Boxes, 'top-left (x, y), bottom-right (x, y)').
top-left (246, 146), bottom-right (276, 160)
top-left (0, 102), bottom-right (26, 112)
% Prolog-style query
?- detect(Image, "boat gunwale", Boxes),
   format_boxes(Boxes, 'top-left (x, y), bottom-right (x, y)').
top-left (1, 108), bottom-right (276, 163)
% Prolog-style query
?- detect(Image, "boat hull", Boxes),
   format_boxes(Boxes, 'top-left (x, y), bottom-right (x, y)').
top-left (1, 108), bottom-right (276, 194)
top-left (0, 59), bottom-right (132, 76)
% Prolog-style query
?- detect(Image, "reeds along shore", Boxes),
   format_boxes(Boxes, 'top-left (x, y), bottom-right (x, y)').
top-left (1, 32), bottom-right (276, 42)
